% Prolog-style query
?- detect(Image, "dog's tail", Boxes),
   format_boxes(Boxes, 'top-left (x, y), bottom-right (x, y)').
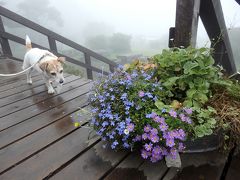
top-left (25, 35), bottom-right (32, 51)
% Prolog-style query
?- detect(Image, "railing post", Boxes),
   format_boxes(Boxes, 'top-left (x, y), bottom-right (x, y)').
top-left (109, 64), bottom-right (115, 73)
top-left (48, 36), bottom-right (57, 54)
top-left (84, 53), bottom-right (93, 79)
top-left (0, 16), bottom-right (12, 56)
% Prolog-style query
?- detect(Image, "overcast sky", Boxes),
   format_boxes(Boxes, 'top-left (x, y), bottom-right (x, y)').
top-left (1, 0), bottom-right (240, 47)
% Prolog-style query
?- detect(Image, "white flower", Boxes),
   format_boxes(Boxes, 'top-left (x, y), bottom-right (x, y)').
top-left (124, 129), bottom-right (129, 135)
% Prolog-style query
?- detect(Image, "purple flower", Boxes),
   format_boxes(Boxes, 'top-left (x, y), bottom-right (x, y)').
top-left (166, 138), bottom-right (175, 147)
top-left (138, 91), bottom-right (145, 97)
top-left (159, 123), bottom-right (168, 132)
top-left (184, 107), bottom-right (193, 114)
top-left (144, 143), bottom-right (153, 151)
top-left (169, 109), bottom-right (177, 118)
top-left (179, 113), bottom-right (186, 122)
top-left (141, 149), bottom-right (149, 159)
top-left (150, 135), bottom-right (160, 143)
top-left (170, 148), bottom-right (177, 159)
top-left (185, 117), bottom-right (192, 124)
top-left (152, 146), bottom-right (162, 155)
top-left (126, 74), bottom-right (131, 80)
top-left (150, 128), bottom-right (158, 135)
top-left (153, 116), bottom-right (164, 123)
top-left (177, 129), bottom-right (186, 140)
top-left (144, 125), bottom-right (151, 133)
top-left (178, 142), bottom-right (185, 152)
top-left (133, 135), bottom-right (142, 142)
top-left (142, 133), bottom-right (149, 140)
top-left (127, 123), bottom-right (135, 132)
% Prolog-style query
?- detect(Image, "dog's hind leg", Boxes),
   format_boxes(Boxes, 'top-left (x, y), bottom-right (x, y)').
top-left (26, 68), bottom-right (33, 84)
top-left (22, 59), bottom-right (32, 85)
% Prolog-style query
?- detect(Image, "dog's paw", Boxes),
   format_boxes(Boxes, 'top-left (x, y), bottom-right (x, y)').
top-left (48, 88), bottom-right (55, 94)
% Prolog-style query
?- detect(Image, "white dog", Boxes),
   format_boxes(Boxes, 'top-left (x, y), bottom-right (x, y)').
top-left (22, 35), bottom-right (65, 94)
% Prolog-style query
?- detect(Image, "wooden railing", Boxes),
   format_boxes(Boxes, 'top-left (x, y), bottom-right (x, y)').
top-left (0, 6), bottom-right (116, 79)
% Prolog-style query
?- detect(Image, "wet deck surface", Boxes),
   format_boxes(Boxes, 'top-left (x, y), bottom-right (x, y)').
top-left (0, 58), bottom-right (239, 180)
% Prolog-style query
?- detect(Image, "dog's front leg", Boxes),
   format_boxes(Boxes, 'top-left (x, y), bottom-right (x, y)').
top-left (43, 76), bottom-right (55, 94)
top-left (46, 80), bottom-right (55, 94)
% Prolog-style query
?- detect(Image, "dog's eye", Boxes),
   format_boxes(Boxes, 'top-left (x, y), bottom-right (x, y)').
top-left (51, 72), bottom-right (56, 76)
top-left (59, 70), bottom-right (63, 73)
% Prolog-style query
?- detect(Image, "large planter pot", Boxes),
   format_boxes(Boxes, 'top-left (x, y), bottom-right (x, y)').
top-left (183, 131), bottom-right (223, 153)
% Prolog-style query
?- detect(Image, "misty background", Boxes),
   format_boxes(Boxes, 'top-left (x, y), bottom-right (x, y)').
top-left (0, 0), bottom-right (239, 71)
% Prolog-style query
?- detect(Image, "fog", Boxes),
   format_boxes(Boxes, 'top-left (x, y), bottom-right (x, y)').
top-left (0, 0), bottom-right (240, 58)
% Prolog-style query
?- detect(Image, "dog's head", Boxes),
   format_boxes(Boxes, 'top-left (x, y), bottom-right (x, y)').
top-left (39, 57), bottom-right (65, 84)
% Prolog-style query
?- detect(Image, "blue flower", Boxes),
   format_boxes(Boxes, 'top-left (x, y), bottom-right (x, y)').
top-left (102, 121), bottom-right (109, 127)
top-left (121, 93), bottom-right (128, 100)
top-left (111, 95), bottom-right (115, 100)
top-left (123, 142), bottom-right (130, 149)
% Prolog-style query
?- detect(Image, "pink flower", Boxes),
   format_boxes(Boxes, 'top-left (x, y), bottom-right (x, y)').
top-left (138, 91), bottom-right (145, 97)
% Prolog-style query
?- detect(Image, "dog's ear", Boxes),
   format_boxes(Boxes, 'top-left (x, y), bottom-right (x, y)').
top-left (39, 62), bottom-right (49, 72)
top-left (57, 57), bottom-right (65, 64)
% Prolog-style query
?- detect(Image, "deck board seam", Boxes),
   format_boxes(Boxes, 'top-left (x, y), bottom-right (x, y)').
top-left (0, 102), bottom-right (90, 150)
top-left (0, 81), bottom-right (92, 132)
top-left (0, 122), bottom-right (90, 175)
top-left (0, 77), bottom-right (89, 118)
top-left (0, 74), bottom-right (72, 99)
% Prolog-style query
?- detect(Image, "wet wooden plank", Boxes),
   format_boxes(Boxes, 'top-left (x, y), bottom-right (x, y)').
top-left (0, 107), bottom-right (91, 174)
top-left (163, 150), bottom-right (227, 180)
top-left (0, 75), bottom-right (76, 108)
top-left (0, 74), bottom-right (70, 98)
top-left (0, 126), bottom-right (99, 180)
top-left (0, 74), bottom-right (42, 94)
top-left (139, 160), bottom-right (168, 180)
top-left (0, 81), bottom-right (92, 131)
top-left (50, 141), bottom-right (129, 180)
top-left (105, 152), bottom-right (145, 180)
top-left (225, 151), bottom-right (240, 180)
top-left (0, 60), bottom-right (26, 84)
top-left (0, 89), bottom-right (90, 149)
top-left (0, 76), bottom-right (87, 119)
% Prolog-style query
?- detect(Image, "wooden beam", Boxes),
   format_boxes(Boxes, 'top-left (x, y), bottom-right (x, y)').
top-left (0, 6), bottom-right (116, 67)
top-left (200, 0), bottom-right (236, 74)
top-left (0, 16), bottom-right (12, 56)
top-left (174, 0), bottom-right (200, 47)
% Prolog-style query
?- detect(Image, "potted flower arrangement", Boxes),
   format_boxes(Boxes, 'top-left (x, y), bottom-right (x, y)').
top-left (88, 47), bottom-right (240, 164)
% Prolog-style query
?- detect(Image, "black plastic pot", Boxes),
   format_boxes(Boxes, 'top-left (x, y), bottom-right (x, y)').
top-left (183, 131), bottom-right (223, 153)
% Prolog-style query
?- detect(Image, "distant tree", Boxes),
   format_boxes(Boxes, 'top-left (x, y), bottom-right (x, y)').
top-left (82, 22), bottom-right (114, 38)
top-left (109, 33), bottom-right (131, 54)
top-left (85, 35), bottom-right (109, 50)
top-left (17, 0), bottom-right (63, 27)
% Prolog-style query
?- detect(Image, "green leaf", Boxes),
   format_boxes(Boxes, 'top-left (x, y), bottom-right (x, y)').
top-left (183, 61), bottom-right (199, 74)
top-left (163, 77), bottom-right (179, 88)
top-left (155, 100), bottom-right (165, 110)
top-left (186, 89), bottom-right (197, 98)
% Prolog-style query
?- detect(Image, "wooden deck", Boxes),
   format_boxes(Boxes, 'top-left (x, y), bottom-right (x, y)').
top-left (0, 58), bottom-right (239, 180)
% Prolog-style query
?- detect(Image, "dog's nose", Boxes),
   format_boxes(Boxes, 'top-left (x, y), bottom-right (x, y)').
top-left (59, 80), bottom-right (64, 84)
